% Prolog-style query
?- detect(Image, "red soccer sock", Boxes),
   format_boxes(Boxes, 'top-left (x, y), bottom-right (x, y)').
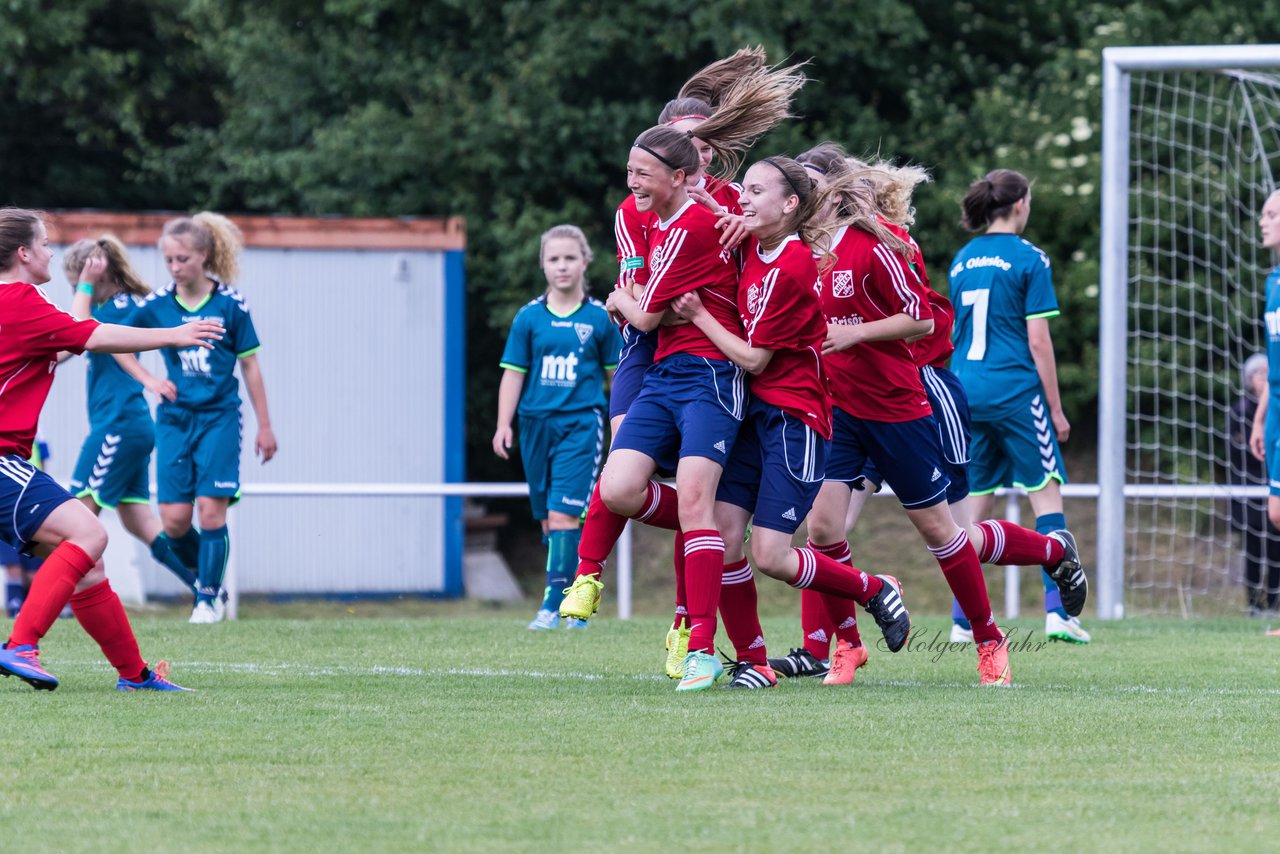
top-left (672, 530), bottom-right (688, 629)
top-left (633, 481), bottom-right (680, 531)
top-left (70, 578), bottom-right (147, 681)
top-left (807, 540), bottom-right (861, 648)
top-left (931, 529), bottom-right (1001, 644)
top-left (576, 482), bottom-right (627, 578)
top-left (719, 559), bottom-right (766, 664)
top-left (8, 541), bottom-right (95, 648)
top-left (800, 589), bottom-right (833, 659)
top-left (683, 530), bottom-right (725, 654)
top-left (789, 548), bottom-right (882, 605)
top-left (974, 520), bottom-right (1065, 567)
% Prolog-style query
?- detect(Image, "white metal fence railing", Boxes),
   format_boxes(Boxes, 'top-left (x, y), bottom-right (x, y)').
top-left (217, 481), bottom-right (1179, 621)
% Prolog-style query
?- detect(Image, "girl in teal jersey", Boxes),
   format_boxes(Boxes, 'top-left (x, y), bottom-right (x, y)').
top-left (124, 212), bottom-right (276, 624)
top-left (493, 225), bottom-right (621, 629)
top-left (1248, 191), bottom-right (1280, 537)
top-left (64, 236), bottom-right (200, 603)
top-left (949, 169), bottom-right (1088, 641)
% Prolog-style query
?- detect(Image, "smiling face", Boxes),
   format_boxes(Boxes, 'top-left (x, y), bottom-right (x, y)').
top-left (1262, 192), bottom-right (1280, 250)
top-left (738, 162), bottom-right (800, 243)
top-left (160, 234), bottom-right (208, 288)
top-left (541, 236), bottom-right (587, 294)
top-left (627, 147), bottom-right (683, 215)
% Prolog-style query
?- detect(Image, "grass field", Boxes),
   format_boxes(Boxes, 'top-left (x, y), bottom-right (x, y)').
top-left (6, 609), bottom-right (1280, 852)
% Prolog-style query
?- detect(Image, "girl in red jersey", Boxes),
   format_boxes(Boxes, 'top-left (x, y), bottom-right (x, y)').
top-left (0, 208), bottom-right (221, 691)
top-left (559, 69), bottom-right (806, 692)
top-left (595, 49), bottom-right (766, 673)
top-left (671, 156), bottom-right (913, 690)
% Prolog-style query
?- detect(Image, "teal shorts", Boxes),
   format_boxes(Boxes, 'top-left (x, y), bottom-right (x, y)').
top-left (69, 423), bottom-right (154, 509)
top-left (968, 392), bottom-right (1067, 495)
top-left (155, 404), bottom-right (243, 504)
top-left (518, 409), bottom-right (604, 520)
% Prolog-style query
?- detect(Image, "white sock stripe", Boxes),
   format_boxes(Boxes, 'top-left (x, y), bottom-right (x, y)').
top-left (684, 537), bottom-right (725, 555)
top-left (789, 548), bottom-right (817, 589)
top-left (978, 520), bottom-right (1004, 562)
top-left (637, 481), bottom-right (662, 521)
top-left (928, 529), bottom-right (970, 560)
top-left (722, 564), bottom-right (754, 585)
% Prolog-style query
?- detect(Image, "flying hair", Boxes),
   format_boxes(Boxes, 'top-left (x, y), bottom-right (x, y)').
top-left (689, 59), bottom-right (808, 180)
top-left (847, 155), bottom-right (932, 228)
top-left (659, 45), bottom-right (770, 124)
top-left (797, 143), bottom-right (914, 258)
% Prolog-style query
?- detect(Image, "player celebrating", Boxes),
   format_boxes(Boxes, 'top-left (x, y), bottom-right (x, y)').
top-left (1249, 191), bottom-right (1280, 534)
top-left (671, 156), bottom-right (913, 690)
top-left (493, 225), bottom-right (620, 630)
top-left (63, 237), bottom-right (201, 601)
top-left (950, 169), bottom-right (1089, 640)
top-left (0, 207), bottom-right (220, 691)
top-left (122, 212), bottom-right (276, 624)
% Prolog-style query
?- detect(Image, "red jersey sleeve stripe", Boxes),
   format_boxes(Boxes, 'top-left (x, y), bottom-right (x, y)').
top-left (640, 227), bottom-right (688, 311)
top-left (873, 243), bottom-right (921, 319)
top-left (615, 209), bottom-right (639, 288)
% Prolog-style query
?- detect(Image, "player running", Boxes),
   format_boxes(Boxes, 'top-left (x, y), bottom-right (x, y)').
top-left (120, 212), bottom-right (276, 624)
top-left (949, 169), bottom-right (1089, 640)
top-left (493, 225), bottom-right (621, 630)
top-left (671, 156), bottom-right (913, 690)
top-left (0, 207), bottom-right (219, 691)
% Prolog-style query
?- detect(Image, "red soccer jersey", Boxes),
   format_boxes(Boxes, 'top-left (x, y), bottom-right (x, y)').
top-left (639, 199), bottom-right (742, 361)
top-left (739, 235), bottom-right (832, 437)
top-left (615, 194), bottom-right (653, 293)
top-left (881, 219), bottom-right (955, 369)
top-left (0, 282), bottom-right (99, 457)
top-left (821, 225), bottom-right (934, 422)
top-left (706, 177), bottom-right (744, 215)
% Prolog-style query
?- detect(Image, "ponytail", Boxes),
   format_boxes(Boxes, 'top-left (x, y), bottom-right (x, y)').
top-left (161, 211), bottom-right (244, 283)
top-left (961, 169), bottom-right (1030, 232)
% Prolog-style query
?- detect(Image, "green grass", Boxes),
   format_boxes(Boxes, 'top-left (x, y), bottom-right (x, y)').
top-left (7, 612), bottom-right (1280, 852)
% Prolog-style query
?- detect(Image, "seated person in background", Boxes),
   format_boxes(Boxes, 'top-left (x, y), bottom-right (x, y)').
top-left (1229, 352), bottom-right (1279, 614)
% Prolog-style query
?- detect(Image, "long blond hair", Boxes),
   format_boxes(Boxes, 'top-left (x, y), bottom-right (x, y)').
top-left (796, 143), bottom-right (914, 258)
top-left (63, 234), bottom-right (150, 299)
top-left (658, 46), bottom-right (769, 124)
top-left (161, 211), bottom-right (244, 283)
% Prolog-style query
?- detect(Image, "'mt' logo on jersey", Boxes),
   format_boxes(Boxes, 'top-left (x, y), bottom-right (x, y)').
top-left (540, 353), bottom-right (579, 386)
top-left (178, 347), bottom-right (212, 375)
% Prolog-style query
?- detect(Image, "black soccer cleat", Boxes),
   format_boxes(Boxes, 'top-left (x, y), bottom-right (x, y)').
top-left (1046, 530), bottom-right (1088, 618)
top-left (766, 647), bottom-right (829, 679)
top-left (725, 661), bottom-right (778, 689)
top-left (865, 575), bottom-right (910, 653)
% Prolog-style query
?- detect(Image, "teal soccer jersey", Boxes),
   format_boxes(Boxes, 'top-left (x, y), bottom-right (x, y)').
top-left (86, 294), bottom-right (152, 431)
top-left (1265, 266), bottom-right (1280, 389)
top-left (948, 234), bottom-right (1059, 420)
top-left (125, 280), bottom-right (261, 411)
top-left (499, 295), bottom-right (621, 417)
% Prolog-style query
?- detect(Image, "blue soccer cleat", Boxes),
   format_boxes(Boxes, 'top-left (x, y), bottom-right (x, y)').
top-left (563, 617), bottom-right (589, 630)
top-left (117, 661), bottom-right (193, 692)
top-left (528, 609), bottom-right (560, 630)
top-left (0, 644), bottom-right (58, 691)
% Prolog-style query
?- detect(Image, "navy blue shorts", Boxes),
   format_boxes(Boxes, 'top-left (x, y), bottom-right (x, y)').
top-left (826, 408), bottom-right (950, 509)
top-left (718, 399), bottom-right (828, 534)
top-left (0, 456), bottom-right (75, 552)
top-left (155, 405), bottom-right (243, 504)
top-left (519, 409), bottom-right (605, 519)
top-left (608, 326), bottom-right (659, 420)
top-left (69, 423), bottom-right (154, 509)
top-left (612, 353), bottom-right (746, 472)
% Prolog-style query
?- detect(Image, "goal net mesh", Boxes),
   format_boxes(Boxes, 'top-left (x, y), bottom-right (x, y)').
top-left (1126, 67), bottom-right (1280, 615)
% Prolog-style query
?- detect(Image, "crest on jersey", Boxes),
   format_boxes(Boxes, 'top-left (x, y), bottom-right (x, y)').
top-left (650, 244), bottom-right (668, 271)
top-left (574, 323), bottom-right (593, 345)
top-left (832, 270), bottom-right (855, 298)
top-left (746, 284), bottom-right (761, 316)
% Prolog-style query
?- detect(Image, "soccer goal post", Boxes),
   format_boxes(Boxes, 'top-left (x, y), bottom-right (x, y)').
top-left (1100, 45), bottom-right (1280, 619)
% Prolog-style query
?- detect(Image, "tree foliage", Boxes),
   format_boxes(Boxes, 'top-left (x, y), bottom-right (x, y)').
top-left (4, 0), bottom-right (1279, 479)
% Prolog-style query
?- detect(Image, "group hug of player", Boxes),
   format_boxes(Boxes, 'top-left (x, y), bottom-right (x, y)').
top-left (494, 48), bottom-right (1089, 691)
top-left (0, 210), bottom-right (274, 692)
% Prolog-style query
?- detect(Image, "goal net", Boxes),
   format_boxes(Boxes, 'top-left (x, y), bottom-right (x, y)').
top-left (1099, 46), bottom-right (1280, 617)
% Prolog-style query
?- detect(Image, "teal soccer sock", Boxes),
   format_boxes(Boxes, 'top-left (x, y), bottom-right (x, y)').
top-left (540, 528), bottom-right (581, 613)
top-left (197, 526), bottom-right (230, 605)
top-left (1036, 512), bottom-right (1069, 618)
top-left (170, 527), bottom-right (201, 571)
top-left (150, 534), bottom-right (199, 593)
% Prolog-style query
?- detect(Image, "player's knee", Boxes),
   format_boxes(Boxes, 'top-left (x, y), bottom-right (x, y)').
top-left (71, 523), bottom-right (109, 563)
top-left (600, 478), bottom-right (642, 517)
top-left (76, 561), bottom-right (107, 590)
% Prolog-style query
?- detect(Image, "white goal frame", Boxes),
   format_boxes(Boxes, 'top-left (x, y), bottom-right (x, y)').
top-left (1099, 44), bottom-right (1280, 619)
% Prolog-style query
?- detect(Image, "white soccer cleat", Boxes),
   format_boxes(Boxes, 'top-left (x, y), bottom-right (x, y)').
top-left (1045, 612), bottom-right (1091, 644)
top-left (189, 601), bottom-right (222, 624)
top-left (949, 623), bottom-right (974, 644)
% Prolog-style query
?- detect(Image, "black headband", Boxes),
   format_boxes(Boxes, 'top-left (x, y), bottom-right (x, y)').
top-left (762, 157), bottom-right (804, 198)
top-left (801, 162), bottom-right (827, 176)
top-left (635, 143), bottom-right (682, 173)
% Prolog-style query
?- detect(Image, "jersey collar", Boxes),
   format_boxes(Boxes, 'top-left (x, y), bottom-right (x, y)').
top-left (655, 198), bottom-right (696, 232)
top-left (756, 234), bottom-right (800, 265)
